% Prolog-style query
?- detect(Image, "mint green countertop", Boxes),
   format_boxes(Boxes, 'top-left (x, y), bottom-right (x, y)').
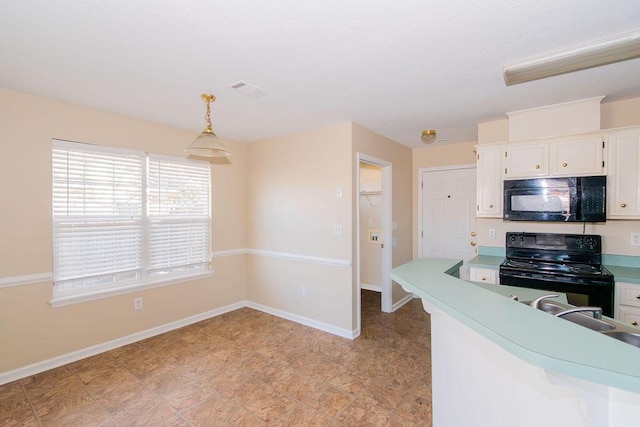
top-left (391, 258), bottom-right (640, 395)
top-left (606, 265), bottom-right (640, 284)
top-left (467, 255), bottom-right (504, 269)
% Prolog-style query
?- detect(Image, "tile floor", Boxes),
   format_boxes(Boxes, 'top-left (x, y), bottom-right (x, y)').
top-left (0, 290), bottom-right (432, 426)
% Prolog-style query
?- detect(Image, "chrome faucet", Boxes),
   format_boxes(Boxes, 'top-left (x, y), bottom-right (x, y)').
top-left (529, 294), bottom-right (559, 309)
top-left (555, 307), bottom-right (603, 320)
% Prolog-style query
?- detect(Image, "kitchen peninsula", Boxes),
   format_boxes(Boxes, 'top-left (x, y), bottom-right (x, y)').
top-left (391, 258), bottom-right (640, 427)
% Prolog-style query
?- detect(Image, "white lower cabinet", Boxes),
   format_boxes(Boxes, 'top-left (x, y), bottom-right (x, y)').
top-left (470, 267), bottom-right (498, 284)
top-left (615, 281), bottom-right (640, 328)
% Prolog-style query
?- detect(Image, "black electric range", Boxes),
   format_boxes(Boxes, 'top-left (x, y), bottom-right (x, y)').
top-left (499, 232), bottom-right (614, 316)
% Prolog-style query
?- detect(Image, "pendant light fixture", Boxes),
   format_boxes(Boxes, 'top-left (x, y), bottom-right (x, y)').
top-left (421, 129), bottom-right (437, 144)
top-left (186, 94), bottom-right (230, 158)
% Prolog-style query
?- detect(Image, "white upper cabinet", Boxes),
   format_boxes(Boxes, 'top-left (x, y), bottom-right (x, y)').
top-left (550, 135), bottom-right (606, 176)
top-left (504, 142), bottom-right (548, 178)
top-left (475, 144), bottom-right (503, 217)
top-left (607, 127), bottom-right (640, 218)
top-left (504, 133), bottom-right (606, 179)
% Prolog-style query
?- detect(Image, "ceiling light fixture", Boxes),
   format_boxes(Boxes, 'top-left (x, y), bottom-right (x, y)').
top-left (503, 30), bottom-right (640, 86)
top-left (421, 129), bottom-right (437, 144)
top-left (185, 94), bottom-right (230, 158)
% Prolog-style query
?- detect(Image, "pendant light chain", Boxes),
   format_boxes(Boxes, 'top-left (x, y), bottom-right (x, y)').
top-left (204, 98), bottom-right (212, 129)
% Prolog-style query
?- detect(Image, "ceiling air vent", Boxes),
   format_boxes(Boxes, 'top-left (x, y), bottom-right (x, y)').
top-left (229, 80), bottom-right (269, 98)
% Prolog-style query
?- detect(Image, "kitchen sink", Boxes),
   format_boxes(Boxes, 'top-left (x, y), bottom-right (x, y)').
top-left (511, 295), bottom-right (640, 349)
top-left (558, 313), bottom-right (616, 332)
top-left (602, 331), bottom-right (640, 348)
top-left (521, 296), bottom-right (640, 348)
top-left (523, 300), bottom-right (616, 332)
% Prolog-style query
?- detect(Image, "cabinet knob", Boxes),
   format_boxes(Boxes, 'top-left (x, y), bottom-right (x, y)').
top-left (636, 295), bottom-right (640, 299)
top-left (562, 162), bottom-right (568, 167)
top-left (535, 165), bottom-right (540, 169)
top-left (621, 203), bottom-right (627, 208)
top-left (489, 204), bottom-right (494, 208)
top-left (481, 276), bottom-right (486, 281)
top-left (632, 321), bottom-right (638, 326)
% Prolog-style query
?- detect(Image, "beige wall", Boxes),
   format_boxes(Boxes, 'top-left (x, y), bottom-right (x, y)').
top-left (0, 88), bottom-right (248, 373)
top-left (246, 123), bottom-right (354, 332)
top-left (352, 123), bottom-right (413, 309)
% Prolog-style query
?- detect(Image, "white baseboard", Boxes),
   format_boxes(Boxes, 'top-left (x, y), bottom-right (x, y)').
top-left (361, 283), bottom-right (382, 292)
top-left (0, 301), bottom-right (246, 386)
top-left (392, 292), bottom-right (415, 312)
top-left (247, 301), bottom-right (358, 339)
top-left (0, 299), bottom-right (363, 385)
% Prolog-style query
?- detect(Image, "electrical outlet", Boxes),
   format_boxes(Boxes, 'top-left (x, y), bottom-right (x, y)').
top-left (134, 297), bottom-right (143, 310)
top-left (301, 287), bottom-right (308, 298)
top-left (489, 229), bottom-right (496, 239)
top-left (333, 225), bottom-right (342, 236)
top-left (631, 233), bottom-right (640, 246)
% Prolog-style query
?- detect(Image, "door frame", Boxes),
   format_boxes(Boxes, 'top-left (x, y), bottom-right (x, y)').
top-left (418, 164), bottom-right (476, 259)
top-left (356, 153), bottom-right (393, 330)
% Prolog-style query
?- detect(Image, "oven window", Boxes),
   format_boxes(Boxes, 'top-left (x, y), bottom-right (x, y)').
top-left (511, 189), bottom-right (571, 213)
top-left (566, 292), bottom-right (589, 307)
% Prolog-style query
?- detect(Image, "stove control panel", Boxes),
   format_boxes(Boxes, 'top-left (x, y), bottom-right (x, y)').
top-left (575, 236), bottom-right (599, 250)
top-left (506, 232), bottom-right (602, 253)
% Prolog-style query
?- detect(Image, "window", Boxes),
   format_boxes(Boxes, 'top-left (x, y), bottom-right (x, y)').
top-left (52, 140), bottom-right (211, 302)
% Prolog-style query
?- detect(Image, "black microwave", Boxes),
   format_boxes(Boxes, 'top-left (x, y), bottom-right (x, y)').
top-left (503, 176), bottom-right (606, 222)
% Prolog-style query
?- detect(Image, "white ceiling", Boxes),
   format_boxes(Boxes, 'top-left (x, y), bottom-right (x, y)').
top-left (2, 0), bottom-right (640, 148)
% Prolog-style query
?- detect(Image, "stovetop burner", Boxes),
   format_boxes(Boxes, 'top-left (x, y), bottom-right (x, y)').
top-left (501, 258), bottom-right (603, 276)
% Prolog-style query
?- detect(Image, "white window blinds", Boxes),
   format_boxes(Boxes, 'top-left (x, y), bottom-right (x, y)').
top-left (147, 155), bottom-right (211, 276)
top-left (52, 140), bottom-right (211, 296)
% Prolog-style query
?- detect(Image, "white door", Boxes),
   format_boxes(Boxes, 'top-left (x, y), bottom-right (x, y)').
top-left (420, 167), bottom-right (477, 264)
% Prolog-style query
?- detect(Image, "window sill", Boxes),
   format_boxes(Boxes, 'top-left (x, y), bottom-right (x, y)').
top-left (49, 271), bottom-right (214, 308)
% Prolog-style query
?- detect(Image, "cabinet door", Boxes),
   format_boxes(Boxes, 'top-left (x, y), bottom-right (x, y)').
top-left (617, 306), bottom-right (640, 329)
top-left (476, 145), bottom-right (502, 217)
top-left (608, 128), bottom-right (640, 218)
top-left (615, 281), bottom-right (640, 327)
top-left (550, 136), bottom-right (605, 176)
top-left (618, 281), bottom-right (640, 308)
top-left (505, 142), bottom-right (548, 178)
top-left (469, 267), bottom-right (497, 284)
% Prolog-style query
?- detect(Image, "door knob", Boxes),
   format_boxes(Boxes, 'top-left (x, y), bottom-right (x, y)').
top-left (471, 232), bottom-right (476, 237)
top-left (470, 241), bottom-right (477, 246)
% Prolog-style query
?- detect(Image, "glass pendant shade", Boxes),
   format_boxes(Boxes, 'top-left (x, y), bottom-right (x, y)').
top-left (186, 126), bottom-right (230, 157)
top-left (186, 94), bottom-right (230, 158)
